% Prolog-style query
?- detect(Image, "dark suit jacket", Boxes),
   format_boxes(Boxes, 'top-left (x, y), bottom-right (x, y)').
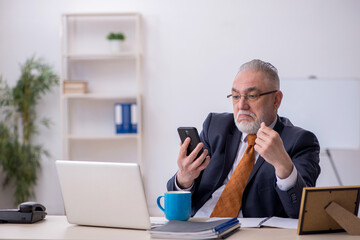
top-left (167, 113), bottom-right (320, 218)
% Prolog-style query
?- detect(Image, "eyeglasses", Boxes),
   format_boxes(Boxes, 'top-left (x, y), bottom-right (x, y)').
top-left (227, 90), bottom-right (278, 103)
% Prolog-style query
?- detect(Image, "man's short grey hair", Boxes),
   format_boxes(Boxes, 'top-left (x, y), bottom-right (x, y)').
top-left (238, 59), bottom-right (280, 89)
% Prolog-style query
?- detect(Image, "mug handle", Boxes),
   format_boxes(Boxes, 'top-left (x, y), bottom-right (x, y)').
top-left (157, 195), bottom-right (165, 212)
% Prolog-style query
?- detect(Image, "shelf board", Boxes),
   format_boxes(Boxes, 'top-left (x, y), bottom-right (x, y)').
top-left (62, 93), bottom-right (138, 101)
top-left (63, 12), bottom-right (140, 18)
top-left (63, 52), bottom-right (140, 60)
top-left (67, 134), bottom-right (138, 140)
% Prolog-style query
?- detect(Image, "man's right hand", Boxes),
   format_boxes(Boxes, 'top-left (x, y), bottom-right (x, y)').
top-left (176, 137), bottom-right (210, 189)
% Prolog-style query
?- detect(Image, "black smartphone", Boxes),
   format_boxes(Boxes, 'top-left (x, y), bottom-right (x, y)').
top-left (177, 127), bottom-right (204, 159)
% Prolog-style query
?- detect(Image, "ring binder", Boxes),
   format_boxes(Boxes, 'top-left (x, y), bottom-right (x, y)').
top-left (114, 103), bottom-right (138, 134)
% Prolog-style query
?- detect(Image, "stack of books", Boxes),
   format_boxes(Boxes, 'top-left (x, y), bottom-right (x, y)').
top-left (114, 103), bottom-right (137, 134)
top-left (148, 218), bottom-right (240, 239)
top-left (63, 81), bottom-right (88, 94)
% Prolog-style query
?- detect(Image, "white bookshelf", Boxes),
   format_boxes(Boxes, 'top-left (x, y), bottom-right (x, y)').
top-left (60, 13), bottom-right (143, 166)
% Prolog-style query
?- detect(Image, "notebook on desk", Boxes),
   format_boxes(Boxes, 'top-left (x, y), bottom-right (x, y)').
top-left (56, 160), bottom-right (151, 230)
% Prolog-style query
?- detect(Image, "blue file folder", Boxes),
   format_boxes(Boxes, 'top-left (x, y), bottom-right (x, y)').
top-left (114, 103), bottom-right (137, 134)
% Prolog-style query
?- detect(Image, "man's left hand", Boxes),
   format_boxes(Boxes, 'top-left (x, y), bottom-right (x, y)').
top-left (254, 122), bottom-right (294, 179)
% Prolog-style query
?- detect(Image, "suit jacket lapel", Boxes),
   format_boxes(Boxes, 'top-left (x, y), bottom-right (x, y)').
top-left (219, 126), bottom-right (242, 186)
top-left (248, 156), bottom-right (265, 183)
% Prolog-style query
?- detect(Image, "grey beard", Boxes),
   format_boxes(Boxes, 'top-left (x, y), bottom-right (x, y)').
top-left (234, 111), bottom-right (261, 134)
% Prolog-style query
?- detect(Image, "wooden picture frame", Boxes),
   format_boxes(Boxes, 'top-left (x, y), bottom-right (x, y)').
top-left (297, 186), bottom-right (360, 235)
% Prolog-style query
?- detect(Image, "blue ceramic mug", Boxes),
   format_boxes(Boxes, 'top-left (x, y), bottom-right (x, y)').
top-left (157, 191), bottom-right (191, 221)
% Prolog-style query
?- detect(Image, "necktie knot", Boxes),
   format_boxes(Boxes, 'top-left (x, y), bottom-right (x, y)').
top-left (247, 134), bottom-right (257, 146)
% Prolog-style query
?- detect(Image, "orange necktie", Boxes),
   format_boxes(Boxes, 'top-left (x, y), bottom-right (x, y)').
top-left (210, 134), bottom-right (257, 218)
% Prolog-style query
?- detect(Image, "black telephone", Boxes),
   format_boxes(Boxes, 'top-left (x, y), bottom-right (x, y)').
top-left (0, 202), bottom-right (47, 223)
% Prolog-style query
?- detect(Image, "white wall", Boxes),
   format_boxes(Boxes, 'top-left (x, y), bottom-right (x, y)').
top-left (0, 0), bottom-right (360, 216)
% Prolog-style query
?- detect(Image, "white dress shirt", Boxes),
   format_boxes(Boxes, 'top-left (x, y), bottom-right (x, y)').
top-left (175, 117), bottom-right (298, 218)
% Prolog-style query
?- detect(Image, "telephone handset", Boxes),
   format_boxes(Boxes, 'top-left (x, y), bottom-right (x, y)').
top-left (0, 202), bottom-right (47, 223)
top-left (19, 202), bottom-right (46, 213)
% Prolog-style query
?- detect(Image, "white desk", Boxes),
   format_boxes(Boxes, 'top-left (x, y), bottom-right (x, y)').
top-left (0, 216), bottom-right (357, 240)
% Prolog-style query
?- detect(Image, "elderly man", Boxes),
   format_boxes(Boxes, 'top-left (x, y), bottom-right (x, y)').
top-left (167, 59), bottom-right (320, 218)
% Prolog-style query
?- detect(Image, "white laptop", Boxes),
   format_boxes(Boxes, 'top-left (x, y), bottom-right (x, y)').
top-left (56, 160), bottom-right (151, 229)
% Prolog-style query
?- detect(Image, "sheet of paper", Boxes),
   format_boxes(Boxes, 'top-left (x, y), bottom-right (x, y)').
top-left (261, 217), bottom-right (298, 229)
top-left (150, 217), bottom-right (168, 227)
top-left (237, 218), bottom-right (268, 228)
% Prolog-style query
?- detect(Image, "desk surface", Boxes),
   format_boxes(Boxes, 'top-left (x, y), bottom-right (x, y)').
top-left (0, 216), bottom-right (357, 240)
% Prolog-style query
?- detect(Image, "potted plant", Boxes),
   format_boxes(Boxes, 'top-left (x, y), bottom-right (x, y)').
top-left (0, 56), bottom-right (59, 205)
top-left (106, 32), bottom-right (126, 52)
